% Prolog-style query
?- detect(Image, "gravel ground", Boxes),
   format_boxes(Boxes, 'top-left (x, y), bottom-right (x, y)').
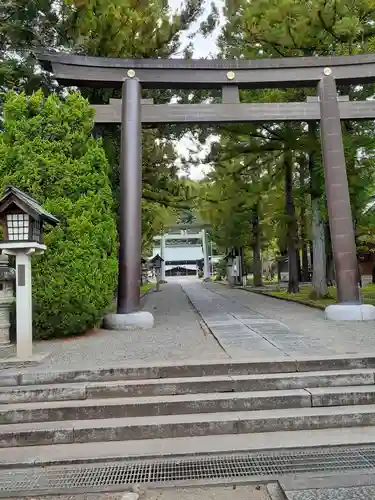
top-left (0, 280), bottom-right (227, 372)
top-left (286, 486), bottom-right (375, 500)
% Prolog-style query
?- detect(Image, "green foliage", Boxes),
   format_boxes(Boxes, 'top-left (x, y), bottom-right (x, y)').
top-left (200, 138), bottom-right (281, 257)
top-left (61, 0), bottom-right (208, 251)
top-left (1, 0), bottom-right (211, 253)
top-left (0, 90), bottom-right (117, 339)
top-left (140, 283), bottom-right (154, 294)
top-left (215, 259), bottom-right (227, 280)
top-left (63, 0), bottom-right (203, 58)
top-left (264, 286), bottom-right (335, 309)
top-left (266, 282), bottom-right (375, 309)
top-left (207, 0), bottom-right (375, 294)
top-left (0, 0), bottom-right (62, 99)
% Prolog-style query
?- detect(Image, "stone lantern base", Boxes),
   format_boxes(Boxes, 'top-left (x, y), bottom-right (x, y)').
top-left (0, 301), bottom-right (12, 345)
top-left (0, 329), bottom-right (10, 345)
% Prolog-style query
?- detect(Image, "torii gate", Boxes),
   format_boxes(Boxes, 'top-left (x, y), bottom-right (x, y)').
top-left (36, 51), bottom-right (375, 325)
top-left (153, 224), bottom-right (211, 281)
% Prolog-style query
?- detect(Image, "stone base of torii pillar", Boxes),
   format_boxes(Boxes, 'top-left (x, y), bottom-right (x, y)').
top-left (103, 311), bottom-right (154, 330)
top-left (325, 303), bottom-right (375, 321)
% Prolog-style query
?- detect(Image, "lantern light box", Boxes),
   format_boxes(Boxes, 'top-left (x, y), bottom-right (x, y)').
top-left (0, 186), bottom-right (59, 245)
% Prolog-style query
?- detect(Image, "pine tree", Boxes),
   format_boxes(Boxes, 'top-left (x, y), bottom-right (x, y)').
top-left (216, 0), bottom-right (375, 295)
top-left (61, 0), bottom-right (206, 250)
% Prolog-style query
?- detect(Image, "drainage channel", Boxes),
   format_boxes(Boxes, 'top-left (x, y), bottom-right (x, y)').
top-left (2, 445), bottom-right (375, 497)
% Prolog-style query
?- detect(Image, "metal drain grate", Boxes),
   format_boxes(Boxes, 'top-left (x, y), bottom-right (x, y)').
top-left (1, 445), bottom-right (375, 497)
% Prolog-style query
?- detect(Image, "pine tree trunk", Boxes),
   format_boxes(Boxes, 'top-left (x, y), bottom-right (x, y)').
top-left (355, 236), bottom-right (362, 288)
top-left (240, 246), bottom-right (246, 284)
top-left (299, 157), bottom-right (310, 282)
top-left (311, 198), bottom-right (328, 296)
top-left (326, 254), bottom-right (335, 286)
top-left (297, 249), bottom-right (302, 282)
top-left (325, 224), bottom-right (336, 287)
top-left (234, 247), bottom-right (241, 285)
top-left (284, 151), bottom-right (300, 293)
top-left (308, 121), bottom-right (328, 298)
top-left (301, 243), bottom-right (309, 282)
top-left (251, 204), bottom-right (263, 287)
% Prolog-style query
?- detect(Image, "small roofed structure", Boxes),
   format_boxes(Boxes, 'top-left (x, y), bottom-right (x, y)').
top-left (149, 254), bottom-right (164, 269)
top-left (0, 186), bottom-right (59, 244)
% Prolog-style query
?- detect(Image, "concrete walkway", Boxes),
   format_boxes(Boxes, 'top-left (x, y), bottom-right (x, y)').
top-left (182, 281), bottom-right (375, 358)
top-left (6, 486), bottom-right (271, 500)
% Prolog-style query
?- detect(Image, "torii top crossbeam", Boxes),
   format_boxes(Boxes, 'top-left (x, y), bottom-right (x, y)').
top-left (36, 51), bottom-right (375, 89)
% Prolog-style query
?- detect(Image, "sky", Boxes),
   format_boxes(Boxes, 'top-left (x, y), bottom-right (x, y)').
top-left (169, 0), bottom-right (224, 180)
top-left (169, 0), bottom-right (222, 58)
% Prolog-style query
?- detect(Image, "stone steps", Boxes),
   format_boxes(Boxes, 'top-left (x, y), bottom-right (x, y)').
top-left (3, 356), bottom-right (375, 460)
top-left (4, 404), bottom-right (375, 448)
top-left (1, 369), bottom-right (373, 403)
top-left (4, 386), bottom-right (375, 424)
top-left (5, 354), bottom-right (375, 386)
top-left (0, 389), bottom-right (311, 423)
top-left (3, 426), bottom-right (375, 467)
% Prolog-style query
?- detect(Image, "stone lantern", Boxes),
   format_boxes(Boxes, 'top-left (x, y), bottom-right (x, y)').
top-left (0, 253), bottom-right (15, 345)
top-left (150, 254), bottom-right (164, 291)
top-left (0, 186), bottom-right (59, 359)
top-left (224, 250), bottom-right (236, 286)
top-left (141, 256), bottom-right (148, 285)
top-left (196, 258), bottom-right (204, 278)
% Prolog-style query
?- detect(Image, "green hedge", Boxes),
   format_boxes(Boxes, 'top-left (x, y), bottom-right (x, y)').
top-left (0, 91), bottom-right (118, 339)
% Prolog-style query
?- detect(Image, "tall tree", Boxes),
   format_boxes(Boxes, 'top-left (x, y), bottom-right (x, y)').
top-left (283, 147), bottom-right (300, 293)
top-left (0, 0), bottom-right (60, 101)
top-left (60, 0), bottom-right (206, 250)
top-left (218, 0), bottom-right (375, 295)
top-left (200, 131), bottom-right (281, 286)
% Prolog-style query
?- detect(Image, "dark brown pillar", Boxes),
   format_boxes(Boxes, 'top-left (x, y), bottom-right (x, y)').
top-left (318, 73), bottom-right (360, 303)
top-left (117, 77), bottom-right (142, 314)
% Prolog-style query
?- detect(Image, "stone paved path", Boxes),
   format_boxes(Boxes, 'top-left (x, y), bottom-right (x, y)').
top-left (182, 282), bottom-right (288, 359)
top-left (181, 280), bottom-right (375, 358)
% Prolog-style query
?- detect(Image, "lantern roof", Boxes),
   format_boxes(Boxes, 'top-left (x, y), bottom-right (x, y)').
top-left (150, 253), bottom-right (164, 263)
top-left (223, 249), bottom-right (237, 261)
top-left (0, 186), bottom-right (59, 226)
